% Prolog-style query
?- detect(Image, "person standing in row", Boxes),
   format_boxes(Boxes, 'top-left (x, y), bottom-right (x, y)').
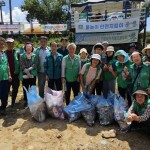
top-left (34, 36), bottom-right (51, 98)
top-left (57, 37), bottom-right (68, 57)
top-left (102, 46), bottom-right (116, 98)
top-left (20, 43), bottom-right (38, 107)
top-left (44, 42), bottom-right (63, 91)
top-left (5, 38), bottom-right (20, 108)
top-left (80, 54), bottom-right (102, 97)
top-left (109, 50), bottom-right (132, 107)
top-left (62, 43), bottom-right (81, 105)
top-left (123, 51), bottom-right (150, 94)
top-left (92, 43), bottom-right (105, 95)
top-left (0, 37), bottom-right (10, 114)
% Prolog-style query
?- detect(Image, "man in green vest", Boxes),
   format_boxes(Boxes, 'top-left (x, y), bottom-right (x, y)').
top-left (62, 43), bottom-right (81, 105)
top-left (5, 38), bottom-right (20, 108)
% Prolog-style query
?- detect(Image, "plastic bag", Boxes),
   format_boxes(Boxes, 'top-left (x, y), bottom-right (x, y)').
top-left (81, 105), bottom-right (96, 126)
top-left (45, 87), bottom-right (64, 119)
top-left (114, 93), bottom-right (129, 130)
top-left (64, 93), bottom-right (91, 122)
top-left (23, 86), bottom-right (46, 122)
top-left (96, 96), bottom-right (114, 125)
top-left (107, 91), bottom-right (116, 106)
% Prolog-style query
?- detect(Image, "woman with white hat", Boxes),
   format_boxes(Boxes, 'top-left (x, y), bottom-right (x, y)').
top-left (102, 46), bottom-right (117, 98)
top-left (78, 48), bottom-right (89, 68)
top-left (80, 54), bottom-right (102, 96)
top-left (142, 44), bottom-right (150, 65)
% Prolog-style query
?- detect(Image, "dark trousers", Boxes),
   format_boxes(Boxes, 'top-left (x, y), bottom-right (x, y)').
top-left (92, 81), bottom-right (103, 95)
top-left (0, 80), bottom-right (9, 110)
top-left (48, 78), bottom-right (62, 91)
top-left (118, 86), bottom-right (132, 107)
top-left (8, 75), bottom-right (20, 106)
top-left (65, 81), bottom-right (80, 105)
top-left (22, 77), bottom-right (36, 103)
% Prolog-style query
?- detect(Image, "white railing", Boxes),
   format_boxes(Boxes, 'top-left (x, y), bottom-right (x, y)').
top-left (71, 8), bottom-right (146, 28)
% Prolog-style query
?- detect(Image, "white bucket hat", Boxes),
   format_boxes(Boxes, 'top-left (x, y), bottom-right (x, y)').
top-left (79, 48), bottom-right (88, 55)
top-left (142, 44), bottom-right (150, 54)
top-left (91, 54), bottom-right (101, 62)
top-left (106, 46), bottom-right (115, 52)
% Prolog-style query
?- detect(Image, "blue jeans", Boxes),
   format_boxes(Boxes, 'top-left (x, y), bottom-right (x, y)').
top-left (0, 80), bottom-right (9, 110)
top-left (38, 72), bottom-right (46, 98)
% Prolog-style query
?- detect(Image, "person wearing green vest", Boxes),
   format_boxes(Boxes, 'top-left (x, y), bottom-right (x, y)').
top-left (62, 43), bottom-right (81, 105)
top-left (44, 42), bottom-right (63, 90)
top-left (0, 37), bottom-right (10, 114)
top-left (126, 90), bottom-right (150, 132)
top-left (91, 43), bottom-right (105, 95)
top-left (34, 36), bottom-right (51, 98)
top-left (5, 38), bottom-right (20, 108)
top-left (123, 51), bottom-right (150, 95)
top-left (80, 54), bottom-right (102, 98)
top-left (109, 50), bottom-right (133, 106)
top-left (19, 43), bottom-right (38, 107)
top-left (102, 46), bottom-right (117, 98)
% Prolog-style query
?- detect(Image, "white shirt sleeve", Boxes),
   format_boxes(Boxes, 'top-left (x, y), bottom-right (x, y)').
top-left (80, 64), bottom-right (86, 75)
top-left (61, 58), bottom-right (66, 77)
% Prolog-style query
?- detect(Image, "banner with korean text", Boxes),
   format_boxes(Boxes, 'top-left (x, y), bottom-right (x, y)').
top-left (40, 24), bottom-right (67, 32)
top-left (0, 24), bottom-right (24, 32)
top-left (75, 30), bottom-right (139, 45)
top-left (76, 18), bottom-right (139, 33)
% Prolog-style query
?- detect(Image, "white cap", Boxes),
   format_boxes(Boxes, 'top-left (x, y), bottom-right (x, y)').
top-left (6, 38), bottom-right (14, 43)
top-left (91, 54), bottom-right (101, 62)
top-left (106, 46), bottom-right (115, 52)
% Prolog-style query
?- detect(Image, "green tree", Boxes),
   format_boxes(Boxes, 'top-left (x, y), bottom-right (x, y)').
top-left (21, 0), bottom-right (79, 23)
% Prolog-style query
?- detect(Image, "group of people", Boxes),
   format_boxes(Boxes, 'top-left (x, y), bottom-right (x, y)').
top-left (0, 35), bottom-right (150, 131)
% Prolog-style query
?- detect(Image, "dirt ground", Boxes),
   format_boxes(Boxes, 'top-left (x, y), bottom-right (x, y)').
top-left (0, 90), bottom-right (150, 150)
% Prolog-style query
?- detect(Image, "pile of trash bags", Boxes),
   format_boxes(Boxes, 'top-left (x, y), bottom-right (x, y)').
top-left (24, 86), bottom-right (129, 130)
top-left (24, 85), bottom-right (64, 122)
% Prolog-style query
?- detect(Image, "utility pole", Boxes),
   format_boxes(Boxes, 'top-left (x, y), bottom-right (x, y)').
top-left (0, 0), bottom-right (5, 24)
top-left (9, 0), bottom-right (13, 24)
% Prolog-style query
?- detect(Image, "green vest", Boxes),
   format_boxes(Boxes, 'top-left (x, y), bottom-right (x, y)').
top-left (133, 99), bottom-right (150, 116)
top-left (0, 52), bottom-right (9, 81)
top-left (103, 58), bottom-right (116, 81)
top-left (65, 54), bottom-right (80, 82)
top-left (19, 53), bottom-right (37, 81)
top-left (115, 60), bottom-right (133, 88)
top-left (129, 63), bottom-right (150, 93)
top-left (83, 63), bottom-right (100, 84)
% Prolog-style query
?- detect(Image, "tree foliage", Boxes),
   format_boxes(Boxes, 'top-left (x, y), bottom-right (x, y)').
top-left (21, 0), bottom-right (79, 23)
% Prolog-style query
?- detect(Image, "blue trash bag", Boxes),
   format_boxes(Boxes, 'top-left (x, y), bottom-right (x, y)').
top-left (96, 96), bottom-right (114, 125)
top-left (114, 93), bottom-right (129, 130)
top-left (23, 86), bottom-right (46, 122)
top-left (23, 86), bottom-right (41, 106)
top-left (81, 104), bottom-right (96, 126)
top-left (107, 91), bottom-right (116, 106)
top-left (64, 93), bottom-right (91, 122)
